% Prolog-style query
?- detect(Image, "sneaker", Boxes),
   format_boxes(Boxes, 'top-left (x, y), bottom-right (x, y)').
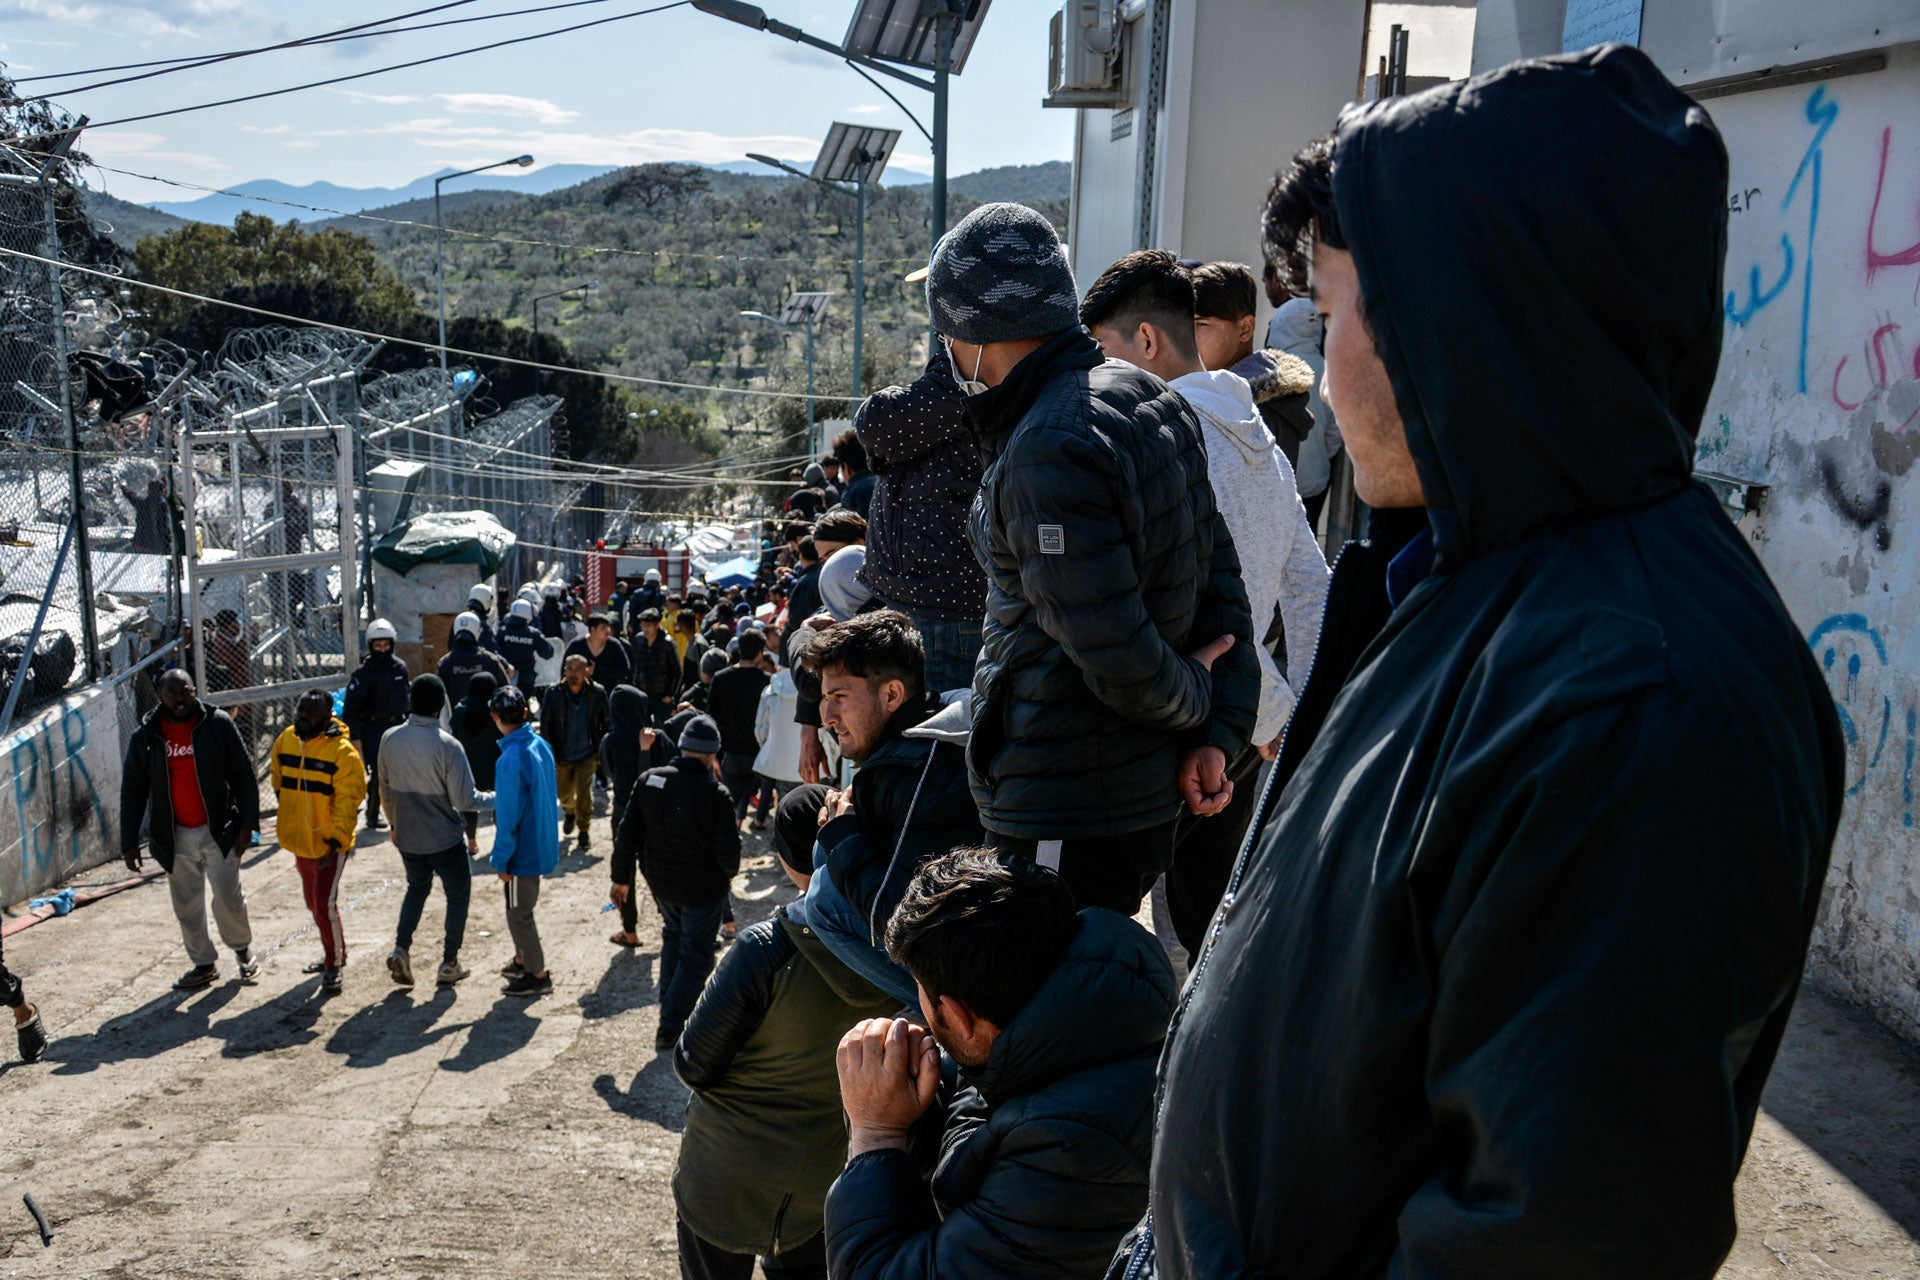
top-left (502, 971), bottom-right (552, 999)
top-left (500, 959), bottom-right (527, 979)
top-left (173, 964), bottom-right (218, 991)
top-left (367, 815), bottom-right (388, 831)
top-left (436, 959), bottom-right (470, 986)
top-left (563, 812), bottom-right (576, 836)
top-left (236, 949), bottom-right (261, 985)
top-left (387, 947), bottom-right (414, 987)
top-left (576, 833), bottom-right (590, 853)
top-left (319, 967), bottom-right (344, 994)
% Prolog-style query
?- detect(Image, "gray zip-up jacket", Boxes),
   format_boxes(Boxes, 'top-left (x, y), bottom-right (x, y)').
top-left (376, 714), bottom-right (493, 854)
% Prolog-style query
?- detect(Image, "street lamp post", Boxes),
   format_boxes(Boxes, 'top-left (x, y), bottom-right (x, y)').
top-left (743, 297), bottom-right (830, 457)
top-left (692, 0), bottom-right (984, 250)
top-left (530, 280), bottom-right (598, 395)
top-left (434, 154), bottom-right (534, 375)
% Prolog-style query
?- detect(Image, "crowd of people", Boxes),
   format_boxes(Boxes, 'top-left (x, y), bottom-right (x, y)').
top-left (0, 45), bottom-right (1848, 1280)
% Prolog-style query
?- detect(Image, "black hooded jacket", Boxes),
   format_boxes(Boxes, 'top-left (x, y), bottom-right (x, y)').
top-left (825, 909), bottom-right (1175, 1278)
top-left (1143, 47), bottom-right (1845, 1280)
top-left (964, 327), bottom-right (1258, 839)
top-left (600, 683), bottom-right (649, 829)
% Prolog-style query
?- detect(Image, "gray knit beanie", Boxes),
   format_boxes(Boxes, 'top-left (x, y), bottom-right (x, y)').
top-left (927, 202), bottom-right (1079, 345)
top-left (677, 714), bottom-right (723, 756)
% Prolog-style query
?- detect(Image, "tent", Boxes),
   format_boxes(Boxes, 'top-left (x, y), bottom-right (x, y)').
top-left (703, 555), bottom-right (760, 589)
top-left (372, 510), bottom-right (515, 577)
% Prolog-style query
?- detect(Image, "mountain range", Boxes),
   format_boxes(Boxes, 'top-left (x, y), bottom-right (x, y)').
top-left (131, 156), bottom-right (1017, 227)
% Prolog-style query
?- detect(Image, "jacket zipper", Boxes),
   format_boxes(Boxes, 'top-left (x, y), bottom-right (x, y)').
top-left (1153, 540), bottom-right (1352, 1124)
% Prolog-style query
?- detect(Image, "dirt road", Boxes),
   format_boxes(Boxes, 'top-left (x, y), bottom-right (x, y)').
top-left (2, 819), bottom-right (1916, 1278)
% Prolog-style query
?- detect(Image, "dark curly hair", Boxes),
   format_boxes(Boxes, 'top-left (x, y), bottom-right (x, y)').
top-left (799, 608), bottom-right (925, 701)
top-left (1261, 133), bottom-right (1345, 297)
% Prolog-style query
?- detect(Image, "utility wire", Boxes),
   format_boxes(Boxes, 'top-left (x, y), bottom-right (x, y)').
top-left (0, 242), bottom-right (857, 405)
top-left (18, 0), bottom-right (624, 88)
top-left (12, 1), bottom-right (690, 137)
top-left (16, 0), bottom-right (490, 99)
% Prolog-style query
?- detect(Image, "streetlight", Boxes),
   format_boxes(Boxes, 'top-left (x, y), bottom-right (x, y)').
top-left (749, 122), bottom-right (899, 408)
top-left (692, 0), bottom-right (987, 250)
top-left (434, 154), bottom-right (534, 375)
top-left (743, 292), bottom-right (833, 456)
top-left (530, 279), bottom-right (598, 394)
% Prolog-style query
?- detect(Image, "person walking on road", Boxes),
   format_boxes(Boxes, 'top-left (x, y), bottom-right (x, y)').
top-left (452, 671), bottom-right (503, 857)
top-left (632, 607), bottom-right (682, 728)
top-left (2, 933), bottom-right (47, 1063)
top-left (488, 685), bottom-right (560, 998)
top-left (438, 611), bottom-right (512, 707)
top-left (496, 599), bottom-right (553, 698)
top-left (120, 668), bottom-right (261, 991)
top-left (612, 714), bottom-right (740, 1052)
top-left (342, 618), bottom-right (409, 831)
top-left (270, 690), bottom-right (367, 994)
top-left (566, 612), bottom-right (632, 693)
top-left (708, 629), bottom-right (773, 830)
top-left (377, 674), bottom-right (490, 988)
top-left (540, 653), bottom-right (610, 852)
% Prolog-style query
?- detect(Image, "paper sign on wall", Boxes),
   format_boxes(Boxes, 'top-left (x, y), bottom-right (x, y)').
top-left (1562, 0), bottom-right (1643, 51)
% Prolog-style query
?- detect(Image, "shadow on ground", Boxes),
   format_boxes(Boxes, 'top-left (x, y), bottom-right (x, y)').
top-left (593, 1051), bottom-right (687, 1133)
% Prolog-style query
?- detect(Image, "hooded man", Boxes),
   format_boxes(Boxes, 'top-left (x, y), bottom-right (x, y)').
top-left (927, 201), bottom-right (1258, 917)
top-left (342, 618), bottom-right (409, 830)
top-left (1081, 249), bottom-right (1330, 955)
top-left (120, 668), bottom-right (261, 991)
top-left (1134, 46), bottom-right (1846, 1279)
top-left (270, 690), bottom-right (368, 993)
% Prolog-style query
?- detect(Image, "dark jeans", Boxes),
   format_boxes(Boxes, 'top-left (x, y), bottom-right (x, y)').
top-left (910, 612), bottom-right (983, 696)
top-left (720, 751), bottom-right (773, 823)
top-left (361, 726), bottom-right (400, 821)
top-left (988, 819), bottom-right (1177, 918)
top-left (1302, 489), bottom-right (1327, 529)
top-left (1167, 746), bottom-right (1265, 957)
top-left (676, 1218), bottom-right (825, 1280)
top-left (395, 843), bottom-right (472, 962)
top-left (0, 928), bottom-right (21, 1009)
top-left (656, 896), bottom-right (729, 1040)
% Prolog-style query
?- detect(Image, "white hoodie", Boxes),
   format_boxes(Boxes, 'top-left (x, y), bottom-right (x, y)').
top-left (1172, 368), bottom-right (1331, 745)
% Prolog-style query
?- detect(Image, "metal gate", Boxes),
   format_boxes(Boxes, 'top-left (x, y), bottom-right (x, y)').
top-left (179, 412), bottom-right (358, 716)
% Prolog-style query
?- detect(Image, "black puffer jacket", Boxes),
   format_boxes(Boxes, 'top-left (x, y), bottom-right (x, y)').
top-left (857, 351), bottom-right (988, 622)
top-left (964, 328), bottom-right (1257, 838)
top-left (437, 637), bottom-right (510, 707)
top-left (613, 759), bottom-right (741, 905)
top-left (825, 909), bottom-right (1174, 1278)
top-left (1141, 47), bottom-right (1844, 1280)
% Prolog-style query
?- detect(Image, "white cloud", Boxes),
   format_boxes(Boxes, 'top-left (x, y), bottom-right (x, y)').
top-left (240, 124), bottom-right (292, 135)
top-left (330, 89), bottom-right (424, 106)
top-left (846, 104), bottom-right (885, 115)
top-left (5, 0), bottom-right (245, 38)
top-left (81, 129), bottom-right (225, 171)
top-left (436, 93), bottom-right (577, 125)
top-left (889, 150), bottom-right (933, 173)
top-left (411, 125), bottom-right (823, 169)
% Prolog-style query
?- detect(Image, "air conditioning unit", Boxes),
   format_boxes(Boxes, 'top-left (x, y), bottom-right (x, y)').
top-left (1045, 0), bottom-right (1125, 108)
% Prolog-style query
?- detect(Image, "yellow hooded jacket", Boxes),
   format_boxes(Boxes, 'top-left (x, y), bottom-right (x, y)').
top-left (270, 717), bottom-right (366, 859)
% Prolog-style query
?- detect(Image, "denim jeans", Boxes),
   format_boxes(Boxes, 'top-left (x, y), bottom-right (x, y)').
top-left (396, 842), bottom-right (472, 962)
top-left (803, 858), bottom-right (921, 1007)
top-left (656, 896), bottom-right (730, 1039)
top-left (910, 612), bottom-right (983, 698)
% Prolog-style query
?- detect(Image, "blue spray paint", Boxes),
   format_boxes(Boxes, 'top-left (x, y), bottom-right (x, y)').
top-left (58, 702), bottom-right (107, 863)
top-left (1905, 705), bottom-right (1916, 828)
top-left (1810, 612), bottom-right (1892, 797)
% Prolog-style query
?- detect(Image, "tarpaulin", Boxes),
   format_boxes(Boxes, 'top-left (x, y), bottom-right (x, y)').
top-left (371, 510), bottom-right (516, 576)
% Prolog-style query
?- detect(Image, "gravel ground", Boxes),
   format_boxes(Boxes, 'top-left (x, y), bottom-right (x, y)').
top-left (2, 813), bottom-right (1915, 1278)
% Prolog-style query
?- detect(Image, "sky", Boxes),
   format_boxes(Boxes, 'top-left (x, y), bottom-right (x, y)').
top-left (0, 0), bottom-right (1075, 205)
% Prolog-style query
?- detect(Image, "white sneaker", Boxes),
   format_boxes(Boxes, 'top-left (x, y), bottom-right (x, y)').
top-left (436, 959), bottom-right (470, 986)
top-left (387, 947), bottom-right (414, 987)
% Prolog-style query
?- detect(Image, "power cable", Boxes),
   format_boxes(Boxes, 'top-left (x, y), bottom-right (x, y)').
top-left (0, 241), bottom-right (853, 404)
top-left (16, 0), bottom-right (490, 99)
top-left (11, 1), bottom-right (690, 137)
top-left (18, 0), bottom-right (625, 88)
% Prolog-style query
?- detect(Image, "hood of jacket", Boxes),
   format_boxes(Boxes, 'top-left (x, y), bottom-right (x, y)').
top-left (1229, 349), bottom-right (1315, 407)
top-left (1267, 296), bottom-right (1322, 354)
top-left (900, 693), bottom-right (970, 745)
top-left (1334, 43), bottom-right (1725, 571)
top-left (972, 909), bottom-right (1174, 1106)
top-left (1173, 368), bottom-right (1279, 467)
top-left (609, 683), bottom-right (645, 734)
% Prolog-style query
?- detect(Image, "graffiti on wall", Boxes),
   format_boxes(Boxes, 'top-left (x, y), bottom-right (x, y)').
top-left (0, 684), bottom-right (123, 908)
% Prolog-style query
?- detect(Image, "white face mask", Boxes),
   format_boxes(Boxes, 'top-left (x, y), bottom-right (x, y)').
top-left (944, 338), bottom-right (989, 397)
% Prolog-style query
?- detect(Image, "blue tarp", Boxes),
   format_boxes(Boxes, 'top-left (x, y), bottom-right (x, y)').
top-left (703, 554), bottom-right (760, 589)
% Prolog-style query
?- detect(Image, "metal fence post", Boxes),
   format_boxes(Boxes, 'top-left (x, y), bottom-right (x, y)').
top-left (41, 182), bottom-right (98, 678)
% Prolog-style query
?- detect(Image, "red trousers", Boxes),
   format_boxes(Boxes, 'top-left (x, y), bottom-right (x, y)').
top-left (297, 850), bottom-right (350, 967)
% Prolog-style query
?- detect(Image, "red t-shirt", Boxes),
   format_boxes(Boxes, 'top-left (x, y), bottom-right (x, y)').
top-left (161, 716), bottom-right (209, 829)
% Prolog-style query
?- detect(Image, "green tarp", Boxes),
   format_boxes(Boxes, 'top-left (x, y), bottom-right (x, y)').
top-left (372, 510), bottom-right (516, 576)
